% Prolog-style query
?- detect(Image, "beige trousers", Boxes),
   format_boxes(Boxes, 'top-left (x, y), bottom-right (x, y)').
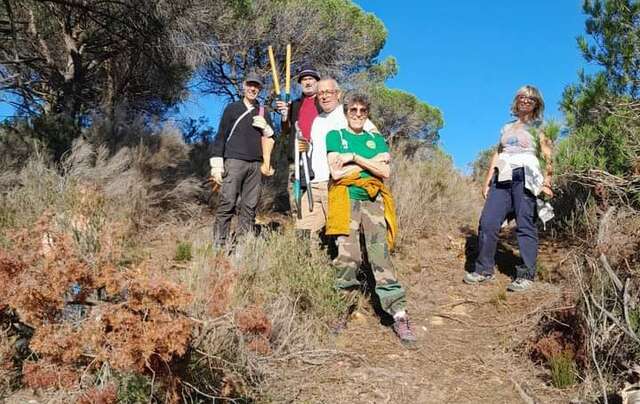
top-left (294, 181), bottom-right (329, 232)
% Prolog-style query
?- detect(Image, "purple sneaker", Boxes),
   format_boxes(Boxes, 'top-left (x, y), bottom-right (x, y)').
top-left (393, 315), bottom-right (417, 344)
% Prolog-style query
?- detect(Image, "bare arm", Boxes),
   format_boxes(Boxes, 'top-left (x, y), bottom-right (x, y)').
top-left (539, 133), bottom-right (553, 184)
top-left (328, 152), bottom-right (362, 180)
top-left (483, 151), bottom-right (499, 188)
top-left (352, 152), bottom-right (391, 179)
top-left (539, 132), bottom-right (554, 198)
top-left (482, 150), bottom-right (499, 199)
top-left (329, 152), bottom-right (391, 180)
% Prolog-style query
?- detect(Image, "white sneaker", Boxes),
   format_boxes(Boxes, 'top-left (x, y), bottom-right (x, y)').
top-left (507, 278), bottom-right (533, 292)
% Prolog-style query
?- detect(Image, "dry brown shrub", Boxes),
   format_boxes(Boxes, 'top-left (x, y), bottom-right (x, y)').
top-left (126, 269), bottom-right (191, 311)
top-left (532, 332), bottom-right (569, 362)
top-left (530, 307), bottom-right (588, 370)
top-left (3, 225), bottom-right (94, 327)
top-left (236, 305), bottom-right (273, 356)
top-left (235, 305), bottom-right (272, 338)
top-left (1, 209), bottom-right (194, 396)
top-left (29, 324), bottom-right (85, 365)
top-left (0, 251), bottom-right (26, 310)
top-left (0, 127), bottom-right (213, 398)
top-left (76, 383), bottom-right (118, 404)
top-left (85, 305), bottom-right (192, 373)
top-left (207, 256), bottom-right (237, 318)
top-left (22, 361), bottom-right (79, 390)
top-left (246, 336), bottom-right (272, 355)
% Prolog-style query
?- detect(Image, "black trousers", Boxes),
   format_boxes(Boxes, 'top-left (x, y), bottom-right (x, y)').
top-left (474, 167), bottom-right (539, 279)
top-left (213, 159), bottom-right (262, 246)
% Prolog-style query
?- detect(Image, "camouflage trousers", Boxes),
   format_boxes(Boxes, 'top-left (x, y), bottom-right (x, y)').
top-left (333, 199), bottom-right (407, 316)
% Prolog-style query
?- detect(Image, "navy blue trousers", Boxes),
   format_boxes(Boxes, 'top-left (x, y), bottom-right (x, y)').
top-left (474, 168), bottom-right (538, 280)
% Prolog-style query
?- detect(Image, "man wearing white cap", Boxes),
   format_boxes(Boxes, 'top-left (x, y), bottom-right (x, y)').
top-left (210, 71), bottom-right (274, 247)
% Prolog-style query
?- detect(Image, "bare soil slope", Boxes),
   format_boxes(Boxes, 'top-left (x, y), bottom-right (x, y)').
top-left (266, 230), bottom-right (579, 404)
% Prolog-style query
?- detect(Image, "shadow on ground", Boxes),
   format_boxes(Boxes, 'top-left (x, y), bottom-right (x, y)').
top-left (461, 225), bottom-right (521, 278)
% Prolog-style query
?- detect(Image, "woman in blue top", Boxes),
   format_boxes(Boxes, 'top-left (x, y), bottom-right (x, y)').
top-left (464, 85), bottom-right (554, 292)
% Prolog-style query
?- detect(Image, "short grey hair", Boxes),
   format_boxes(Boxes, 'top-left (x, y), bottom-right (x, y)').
top-left (343, 93), bottom-right (371, 115)
top-left (318, 77), bottom-right (340, 91)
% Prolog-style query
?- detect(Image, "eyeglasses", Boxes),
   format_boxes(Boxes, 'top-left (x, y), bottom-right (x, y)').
top-left (348, 107), bottom-right (368, 116)
top-left (517, 95), bottom-right (537, 104)
top-left (318, 89), bottom-right (337, 97)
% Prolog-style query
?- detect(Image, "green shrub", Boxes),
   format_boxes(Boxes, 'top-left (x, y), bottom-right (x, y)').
top-left (175, 241), bottom-right (193, 262)
top-left (117, 374), bottom-right (155, 404)
top-left (555, 113), bottom-right (635, 176)
top-left (234, 229), bottom-right (347, 320)
top-left (536, 262), bottom-right (550, 282)
top-left (549, 352), bottom-right (577, 388)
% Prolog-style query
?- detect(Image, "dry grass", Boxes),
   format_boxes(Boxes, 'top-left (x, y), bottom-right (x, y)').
top-left (172, 226), bottom-right (348, 401)
top-left (0, 326), bottom-right (18, 398)
top-left (389, 148), bottom-right (482, 248)
top-left (540, 178), bottom-right (640, 399)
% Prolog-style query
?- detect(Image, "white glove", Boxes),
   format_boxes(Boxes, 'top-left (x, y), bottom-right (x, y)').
top-left (262, 124), bottom-right (274, 138)
top-left (253, 115), bottom-right (274, 138)
top-left (209, 157), bottom-right (224, 185)
top-left (252, 115), bottom-right (268, 130)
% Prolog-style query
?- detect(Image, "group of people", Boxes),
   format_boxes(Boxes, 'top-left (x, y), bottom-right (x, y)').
top-left (208, 64), bottom-right (554, 344)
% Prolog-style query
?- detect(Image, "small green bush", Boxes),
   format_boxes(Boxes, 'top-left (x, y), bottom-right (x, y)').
top-left (549, 352), bottom-right (577, 388)
top-left (117, 373), bottom-right (155, 404)
top-left (234, 228), bottom-right (347, 320)
top-left (175, 241), bottom-right (193, 262)
top-left (536, 262), bottom-right (550, 282)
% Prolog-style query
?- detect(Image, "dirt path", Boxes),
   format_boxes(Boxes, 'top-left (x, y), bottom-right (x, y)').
top-left (268, 229), bottom-right (580, 403)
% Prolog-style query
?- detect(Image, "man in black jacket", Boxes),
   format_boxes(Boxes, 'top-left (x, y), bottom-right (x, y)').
top-left (210, 72), bottom-right (274, 247)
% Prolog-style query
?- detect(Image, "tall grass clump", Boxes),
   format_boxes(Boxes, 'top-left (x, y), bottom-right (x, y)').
top-left (176, 228), bottom-right (347, 401)
top-left (550, 352), bottom-right (578, 389)
top-left (389, 146), bottom-right (481, 246)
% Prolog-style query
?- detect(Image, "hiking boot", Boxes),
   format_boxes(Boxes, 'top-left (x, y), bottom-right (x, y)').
top-left (393, 315), bottom-right (417, 344)
top-left (507, 278), bottom-right (533, 292)
top-left (463, 271), bottom-right (495, 285)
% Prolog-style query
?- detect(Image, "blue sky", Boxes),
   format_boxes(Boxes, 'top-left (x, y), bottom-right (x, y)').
top-left (354, 1), bottom-right (591, 169)
top-left (0, 1), bottom-right (592, 169)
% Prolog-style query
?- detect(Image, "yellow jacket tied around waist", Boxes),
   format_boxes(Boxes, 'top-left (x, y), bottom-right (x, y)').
top-left (326, 172), bottom-right (398, 250)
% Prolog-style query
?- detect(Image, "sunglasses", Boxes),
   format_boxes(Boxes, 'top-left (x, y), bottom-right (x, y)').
top-left (347, 107), bottom-right (368, 116)
top-left (517, 95), bottom-right (537, 104)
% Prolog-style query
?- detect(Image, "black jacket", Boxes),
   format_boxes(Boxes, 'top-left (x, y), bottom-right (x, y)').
top-left (284, 96), bottom-right (322, 162)
top-left (212, 100), bottom-right (273, 162)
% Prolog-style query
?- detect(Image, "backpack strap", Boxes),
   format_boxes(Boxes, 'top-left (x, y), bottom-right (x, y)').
top-left (226, 106), bottom-right (255, 144)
